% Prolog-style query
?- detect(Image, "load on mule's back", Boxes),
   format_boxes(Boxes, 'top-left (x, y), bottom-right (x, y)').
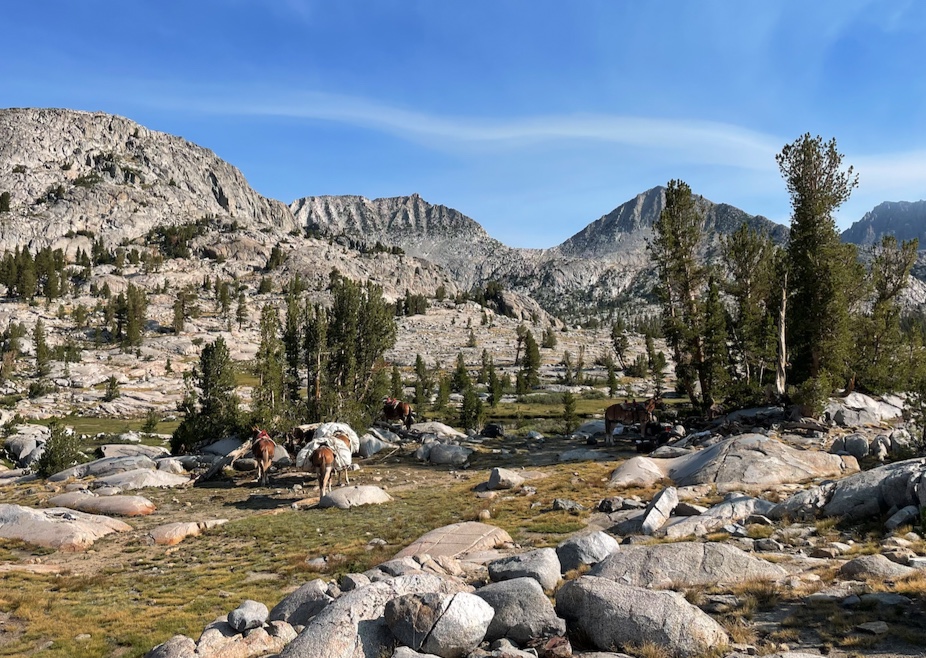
top-left (294, 423), bottom-right (358, 497)
top-left (382, 396), bottom-right (414, 430)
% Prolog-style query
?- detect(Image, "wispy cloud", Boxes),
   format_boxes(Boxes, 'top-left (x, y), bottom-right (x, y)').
top-left (167, 87), bottom-right (783, 171)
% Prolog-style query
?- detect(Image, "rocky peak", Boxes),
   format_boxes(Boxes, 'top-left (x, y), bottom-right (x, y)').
top-left (291, 194), bottom-right (521, 289)
top-left (841, 200), bottom-right (926, 246)
top-left (553, 186), bottom-right (788, 261)
top-left (0, 108), bottom-right (296, 252)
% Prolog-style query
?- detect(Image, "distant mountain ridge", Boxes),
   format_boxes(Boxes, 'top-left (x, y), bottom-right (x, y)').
top-left (290, 194), bottom-right (521, 289)
top-left (5, 107), bottom-right (924, 324)
top-left (841, 200), bottom-right (926, 246)
top-left (295, 186), bottom-right (791, 319)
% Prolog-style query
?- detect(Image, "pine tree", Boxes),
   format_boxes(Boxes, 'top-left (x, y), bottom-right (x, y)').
top-left (607, 360), bottom-right (618, 397)
top-left (171, 336), bottom-right (241, 454)
top-left (459, 383), bottom-right (484, 431)
top-left (561, 351), bottom-right (574, 385)
top-left (34, 318), bottom-right (50, 377)
top-left (562, 390), bottom-right (577, 435)
top-left (282, 294), bottom-right (302, 402)
top-left (778, 134), bottom-right (859, 386)
top-left (520, 330), bottom-right (541, 389)
top-left (611, 319), bottom-right (629, 370)
top-left (435, 372), bottom-right (450, 410)
top-left (103, 374), bottom-right (120, 401)
top-left (853, 236), bottom-right (918, 392)
top-left (452, 352), bottom-right (470, 393)
top-left (488, 358), bottom-right (503, 408)
top-left (702, 275), bottom-right (731, 405)
top-left (414, 353), bottom-right (431, 407)
top-left (236, 292), bottom-right (248, 330)
top-left (390, 364), bottom-right (403, 399)
top-left (252, 303), bottom-right (286, 428)
top-left (650, 180), bottom-right (709, 409)
top-left (720, 222), bottom-right (778, 387)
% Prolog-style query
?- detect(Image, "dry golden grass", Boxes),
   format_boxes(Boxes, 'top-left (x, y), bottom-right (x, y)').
top-left (745, 524), bottom-right (776, 539)
top-left (623, 642), bottom-right (673, 658)
top-left (721, 617), bottom-right (758, 645)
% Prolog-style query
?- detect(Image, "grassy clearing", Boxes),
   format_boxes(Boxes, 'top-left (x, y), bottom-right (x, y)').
top-left (29, 415), bottom-right (179, 439)
top-left (0, 436), bottom-right (627, 658)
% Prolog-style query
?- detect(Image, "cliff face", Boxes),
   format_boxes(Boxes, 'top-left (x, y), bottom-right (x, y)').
top-left (290, 194), bottom-right (524, 290)
top-left (841, 200), bottom-right (926, 247)
top-left (0, 108), bottom-right (296, 252)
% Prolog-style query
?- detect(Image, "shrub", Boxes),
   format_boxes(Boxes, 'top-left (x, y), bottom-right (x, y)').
top-left (36, 420), bottom-right (82, 477)
top-left (789, 373), bottom-right (833, 419)
top-left (27, 380), bottom-right (54, 399)
top-left (141, 409), bottom-right (160, 433)
top-left (103, 375), bottom-right (120, 401)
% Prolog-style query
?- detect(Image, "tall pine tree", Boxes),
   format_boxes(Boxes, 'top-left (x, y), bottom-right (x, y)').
top-left (777, 134), bottom-right (859, 387)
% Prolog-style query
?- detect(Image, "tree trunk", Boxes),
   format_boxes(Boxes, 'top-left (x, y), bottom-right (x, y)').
top-left (776, 273), bottom-right (788, 397)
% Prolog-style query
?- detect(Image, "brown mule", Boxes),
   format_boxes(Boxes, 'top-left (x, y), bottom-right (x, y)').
top-left (251, 428), bottom-right (276, 486)
top-left (382, 397), bottom-right (414, 430)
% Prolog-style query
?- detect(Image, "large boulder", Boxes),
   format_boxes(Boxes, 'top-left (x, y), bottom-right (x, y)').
top-left (90, 468), bottom-right (190, 490)
top-left (3, 424), bottom-right (49, 467)
top-left (385, 591), bottom-right (493, 658)
top-left (590, 542), bottom-right (786, 587)
top-left (48, 455), bottom-right (158, 482)
top-left (48, 491), bottom-right (156, 516)
top-left (269, 580), bottom-right (334, 627)
top-left (318, 486), bottom-right (393, 510)
top-left (196, 617), bottom-right (296, 657)
top-left (609, 434), bottom-right (857, 491)
top-left (487, 468), bottom-right (524, 490)
top-left (425, 443), bottom-right (472, 466)
top-left (770, 457), bottom-right (926, 522)
top-left (98, 444), bottom-right (171, 459)
top-left (228, 599), bottom-right (269, 632)
top-left (838, 554), bottom-right (918, 580)
top-left (0, 503), bottom-right (131, 551)
top-left (410, 422), bottom-right (466, 439)
top-left (147, 520), bottom-right (228, 546)
top-left (639, 487), bottom-right (678, 535)
top-left (555, 576), bottom-right (729, 658)
top-left (661, 493), bottom-right (776, 539)
top-left (556, 531), bottom-right (619, 573)
top-left (395, 522), bottom-right (512, 560)
top-left (825, 393), bottom-right (902, 426)
top-left (487, 548), bottom-right (561, 591)
top-left (475, 577), bottom-right (566, 644)
top-left (279, 573), bottom-right (467, 658)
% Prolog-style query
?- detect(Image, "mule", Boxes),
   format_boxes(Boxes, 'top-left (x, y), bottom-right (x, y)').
top-left (604, 397), bottom-right (659, 444)
top-left (308, 431), bottom-right (352, 498)
top-left (382, 397), bottom-right (414, 430)
top-left (251, 428), bottom-right (276, 486)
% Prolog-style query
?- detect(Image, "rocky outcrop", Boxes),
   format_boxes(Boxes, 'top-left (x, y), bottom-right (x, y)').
top-left (589, 542), bottom-right (786, 587)
top-left (609, 434), bottom-right (858, 491)
top-left (0, 108), bottom-right (296, 252)
top-left (555, 576), bottom-right (729, 658)
top-left (0, 503), bottom-right (131, 551)
top-left (769, 457), bottom-right (926, 522)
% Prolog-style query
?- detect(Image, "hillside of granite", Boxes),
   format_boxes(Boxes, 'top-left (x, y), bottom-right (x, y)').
top-left (0, 108), bottom-right (297, 252)
top-left (842, 200), bottom-right (926, 247)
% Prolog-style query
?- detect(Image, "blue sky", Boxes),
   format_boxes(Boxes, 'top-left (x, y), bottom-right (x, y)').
top-left (3, 1), bottom-right (926, 248)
